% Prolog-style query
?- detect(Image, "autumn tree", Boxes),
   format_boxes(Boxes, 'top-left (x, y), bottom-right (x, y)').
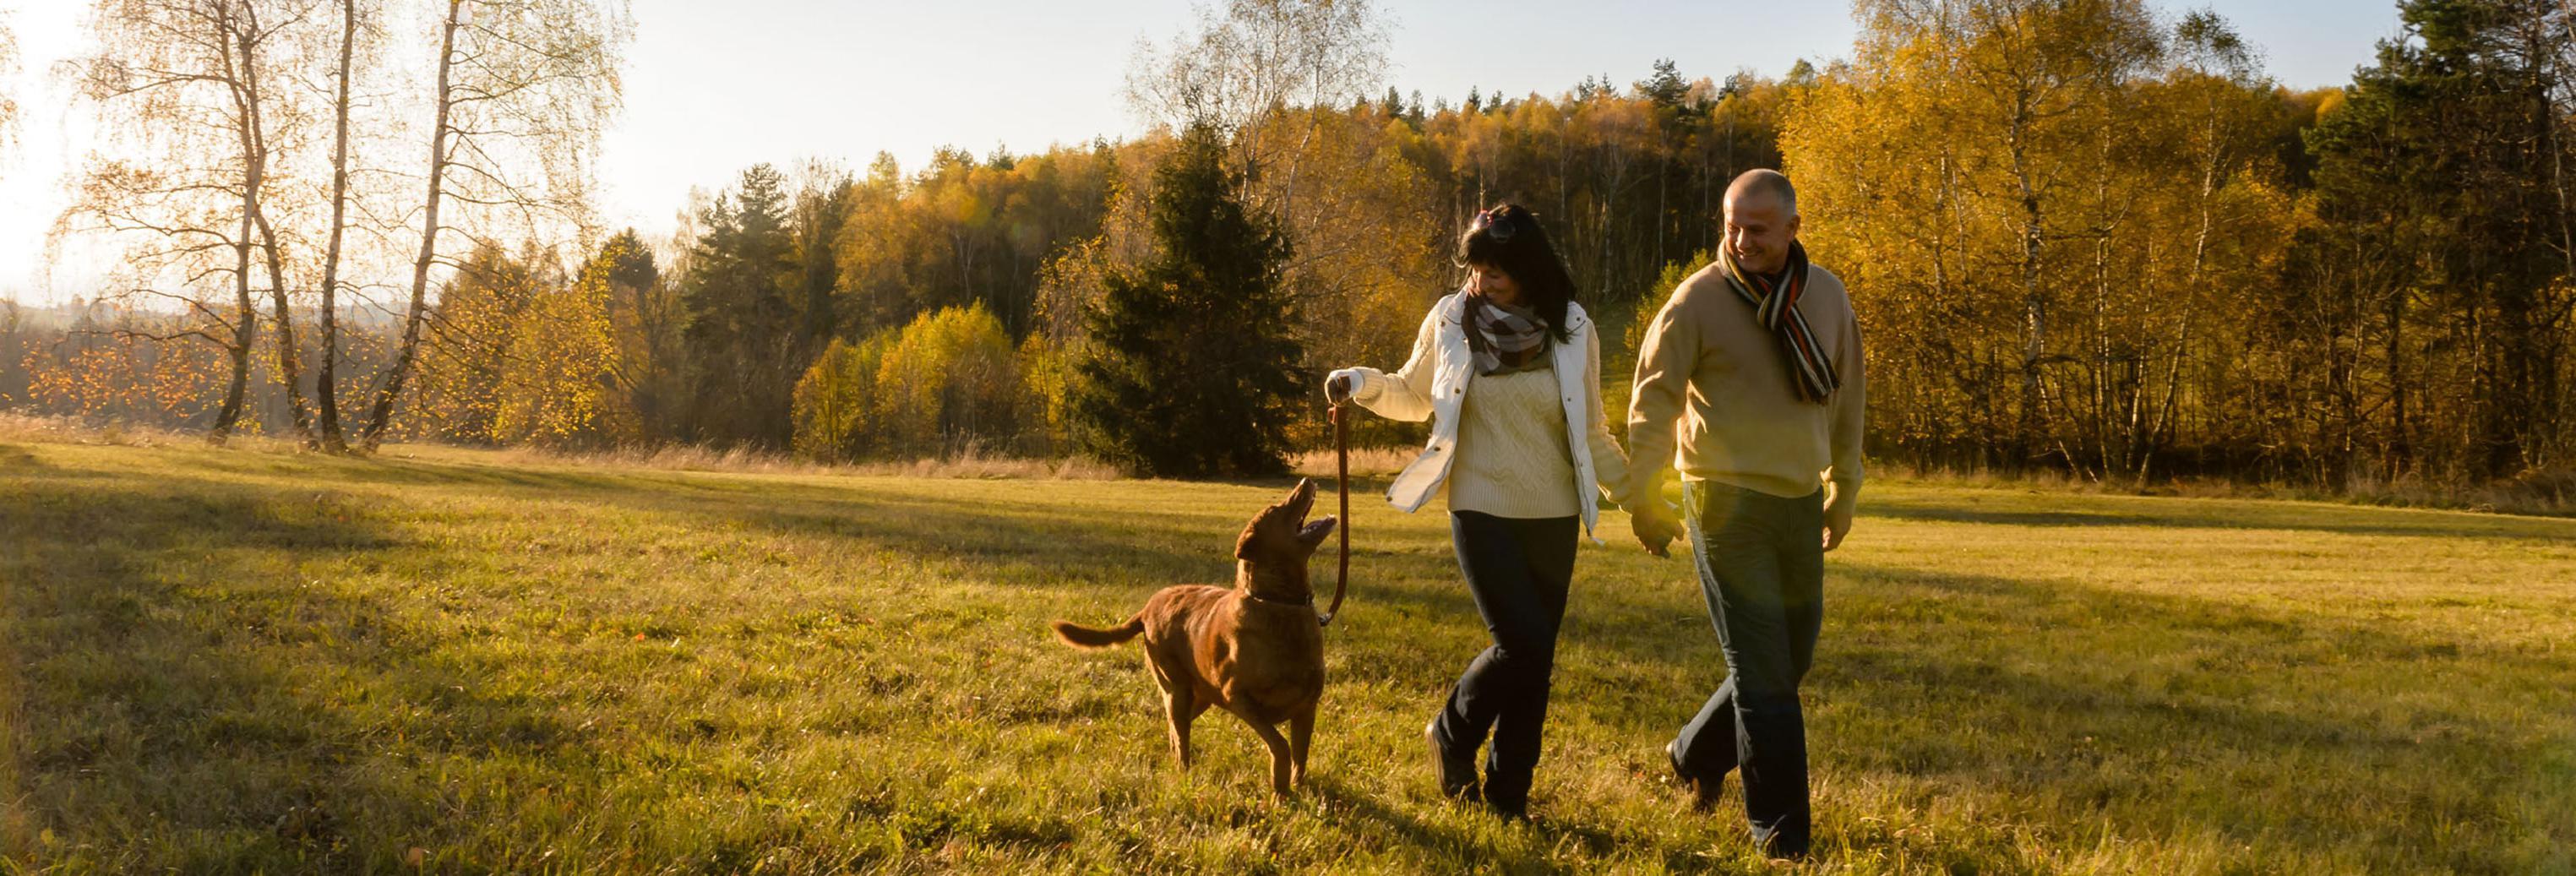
top-left (790, 302), bottom-right (1020, 461)
top-left (412, 243), bottom-right (546, 443)
top-left (1125, 0), bottom-right (1389, 199)
top-left (362, 0), bottom-right (630, 450)
top-left (1790, 0), bottom-right (2176, 474)
top-left (64, 0), bottom-right (331, 443)
top-left (832, 145), bottom-right (1117, 340)
top-left (19, 305), bottom-right (233, 426)
top-left (2303, 0), bottom-right (2575, 481)
top-left (495, 237), bottom-right (634, 447)
top-left (592, 228), bottom-right (677, 439)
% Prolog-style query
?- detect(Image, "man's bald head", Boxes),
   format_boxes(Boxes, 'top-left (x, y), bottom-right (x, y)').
top-left (1722, 169), bottom-right (1801, 275)
top-left (1725, 169), bottom-right (1797, 218)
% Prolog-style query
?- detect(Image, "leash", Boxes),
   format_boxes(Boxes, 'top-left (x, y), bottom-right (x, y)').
top-left (1318, 402), bottom-right (1351, 627)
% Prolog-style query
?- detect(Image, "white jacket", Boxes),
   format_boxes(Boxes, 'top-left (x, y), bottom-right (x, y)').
top-left (1328, 291), bottom-right (1632, 539)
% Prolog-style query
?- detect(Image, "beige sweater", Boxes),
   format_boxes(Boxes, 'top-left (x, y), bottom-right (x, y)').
top-left (1447, 367), bottom-right (1580, 518)
top-left (1627, 260), bottom-right (1866, 500)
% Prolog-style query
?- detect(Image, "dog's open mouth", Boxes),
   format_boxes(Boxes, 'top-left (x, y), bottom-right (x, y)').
top-left (1299, 516), bottom-right (1338, 541)
top-left (1280, 479), bottom-right (1336, 542)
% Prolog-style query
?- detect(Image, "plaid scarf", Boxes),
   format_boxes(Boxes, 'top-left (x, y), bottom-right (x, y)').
top-left (1718, 242), bottom-right (1839, 404)
top-left (1462, 291), bottom-right (1551, 376)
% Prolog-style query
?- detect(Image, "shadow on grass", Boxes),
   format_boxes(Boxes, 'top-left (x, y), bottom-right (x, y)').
top-left (1863, 492), bottom-right (2576, 541)
top-left (1300, 775), bottom-right (1634, 875)
top-left (1636, 559), bottom-right (2574, 872)
top-left (1, 471), bottom-right (602, 872)
top-left (0, 442), bottom-right (44, 469)
top-left (330, 454), bottom-right (1394, 608)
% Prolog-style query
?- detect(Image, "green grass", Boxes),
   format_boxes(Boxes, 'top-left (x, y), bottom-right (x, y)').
top-left (3, 437), bottom-right (2573, 874)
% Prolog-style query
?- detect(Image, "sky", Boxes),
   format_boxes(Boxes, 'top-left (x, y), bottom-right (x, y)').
top-left (0, 0), bottom-right (2405, 307)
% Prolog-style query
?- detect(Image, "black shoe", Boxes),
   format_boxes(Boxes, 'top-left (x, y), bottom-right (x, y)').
top-left (1666, 740), bottom-right (1719, 811)
top-left (1754, 829), bottom-right (1811, 861)
top-left (1426, 720), bottom-right (1479, 802)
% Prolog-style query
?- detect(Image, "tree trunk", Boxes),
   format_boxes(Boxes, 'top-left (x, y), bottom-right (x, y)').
top-left (210, 245), bottom-right (258, 443)
top-left (2384, 286), bottom-right (2409, 479)
top-left (2143, 97), bottom-right (2228, 483)
top-left (314, 0), bottom-right (357, 453)
top-left (209, 5), bottom-right (263, 445)
top-left (223, 2), bottom-right (314, 447)
top-left (362, 0), bottom-right (462, 450)
top-left (2011, 106), bottom-right (2047, 472)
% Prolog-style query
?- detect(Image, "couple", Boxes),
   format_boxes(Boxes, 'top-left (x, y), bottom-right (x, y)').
top-left (1324, 169), bottom-right (1865, 859)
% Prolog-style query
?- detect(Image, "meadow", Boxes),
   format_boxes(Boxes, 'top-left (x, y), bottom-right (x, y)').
top-left (3, 430), bottom-right (2573, 873)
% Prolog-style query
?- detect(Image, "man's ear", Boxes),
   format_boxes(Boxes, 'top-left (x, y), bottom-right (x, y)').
top-left (1787, 212), bottom-right (1802, 239)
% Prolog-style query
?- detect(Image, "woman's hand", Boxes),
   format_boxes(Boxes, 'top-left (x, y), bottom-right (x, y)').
top-left (1326, 373), bottom-right (1355, 405)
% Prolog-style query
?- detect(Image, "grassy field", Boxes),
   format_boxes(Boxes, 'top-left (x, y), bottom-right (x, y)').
top-left (3, 434), bottom-right (2573, 874)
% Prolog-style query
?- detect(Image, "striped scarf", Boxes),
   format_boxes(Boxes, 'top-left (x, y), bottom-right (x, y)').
top-left (1718, 242), bottom-right (1839, 404)
top-left (1461, 291), bottom-right (1551, 376)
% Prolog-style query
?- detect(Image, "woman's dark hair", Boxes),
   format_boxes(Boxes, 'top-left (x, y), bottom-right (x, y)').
top-left (1456, 203), bottom-right (1577, 342)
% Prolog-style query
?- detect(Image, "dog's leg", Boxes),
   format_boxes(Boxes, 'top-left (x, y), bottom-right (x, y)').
top-left (1238, 715), bottom-right (1295, 796)
top-left (1142, 643), bottom-right (1203, 770)
top-left (1288, 703), bottom-right (1316, 787)
top-left (1163, 688), bottom-right (1198, 769)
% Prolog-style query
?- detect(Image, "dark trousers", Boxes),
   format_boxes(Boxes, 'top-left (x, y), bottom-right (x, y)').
top-left (1671, 482), bottom-right (1825, 857)
top-left (1433, 510), bottom-right (1577, 809)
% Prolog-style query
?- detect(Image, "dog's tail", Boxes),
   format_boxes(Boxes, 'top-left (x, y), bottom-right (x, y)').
top-left (1049, 614), bottom-right (1145, 650)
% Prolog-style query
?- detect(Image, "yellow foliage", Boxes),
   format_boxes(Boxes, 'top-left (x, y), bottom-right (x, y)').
top-left (789, 302), bottom-right (1021, 461)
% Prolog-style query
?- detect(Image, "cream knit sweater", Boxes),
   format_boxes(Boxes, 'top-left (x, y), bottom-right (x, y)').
top-left (1449, 367), bottom-right (1579, 517)
top-left (1350, 321), bottom-right (1634, 518)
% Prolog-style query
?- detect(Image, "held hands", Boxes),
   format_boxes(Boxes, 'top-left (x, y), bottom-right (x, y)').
top-left (1626, 473), bottom-right (1685, 558)
top-left (1631, 505), bottom-right (1685, 558)
top-left (1325, 373), bottom-right (1354, 405)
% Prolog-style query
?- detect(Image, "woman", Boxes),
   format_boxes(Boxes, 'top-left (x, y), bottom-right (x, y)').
top-left (1326, 203), bottom-right (1639, 819)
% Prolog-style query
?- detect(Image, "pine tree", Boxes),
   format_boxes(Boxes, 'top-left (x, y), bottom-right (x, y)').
top-left (2306, 0), bottom-right (2573, 479)
top-left (678, 164), bottom-right (800, 448)
top-left (1071, 122), bottom-right (1304, 478)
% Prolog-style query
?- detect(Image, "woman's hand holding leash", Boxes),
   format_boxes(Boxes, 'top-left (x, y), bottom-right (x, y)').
top-left (1326, 374), bottom-right (1354, 405)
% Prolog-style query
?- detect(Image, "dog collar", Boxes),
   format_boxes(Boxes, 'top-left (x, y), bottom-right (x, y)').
top-left (1245, 590), bottom-right (1315, 608)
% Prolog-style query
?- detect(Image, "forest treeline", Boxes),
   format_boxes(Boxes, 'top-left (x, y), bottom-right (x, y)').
top-left (2, 0), bottom-right (2570, 494)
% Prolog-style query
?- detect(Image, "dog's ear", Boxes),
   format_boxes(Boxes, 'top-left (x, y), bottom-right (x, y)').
top-left (1235, 518), bottom-right (1261, 560)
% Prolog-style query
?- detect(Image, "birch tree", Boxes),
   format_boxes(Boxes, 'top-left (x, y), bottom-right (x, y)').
top-left (65, 0), bottom-right (331, 443)
top-left (358, 0), bottom-right (629, 449)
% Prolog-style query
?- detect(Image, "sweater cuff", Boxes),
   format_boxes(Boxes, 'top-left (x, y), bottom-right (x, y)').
top-left (1827, 471), bottom-right (1863, 504)
top-left (1329, 367), bottom-right (1388, 404)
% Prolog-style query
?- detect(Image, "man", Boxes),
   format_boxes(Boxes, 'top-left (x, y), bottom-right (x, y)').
top-left (1626, 168), bottom-right (1865, 860)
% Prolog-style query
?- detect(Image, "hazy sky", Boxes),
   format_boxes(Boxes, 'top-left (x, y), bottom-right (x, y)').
top-left (0, 0), bottom-right (2404, 306)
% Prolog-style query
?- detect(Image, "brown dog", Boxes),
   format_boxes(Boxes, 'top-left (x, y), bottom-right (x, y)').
top-left (1050, 479), bottom-right (1337, 795)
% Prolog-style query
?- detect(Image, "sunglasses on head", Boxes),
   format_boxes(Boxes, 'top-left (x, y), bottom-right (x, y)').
top-left (1471, 209), bottom-right (1518, 242)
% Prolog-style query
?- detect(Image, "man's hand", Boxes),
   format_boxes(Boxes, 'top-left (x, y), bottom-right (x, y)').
top-left (1822, 495), bottom-right (1854, 552)
top-left (1631, 506), bottom-right (1684, 558)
